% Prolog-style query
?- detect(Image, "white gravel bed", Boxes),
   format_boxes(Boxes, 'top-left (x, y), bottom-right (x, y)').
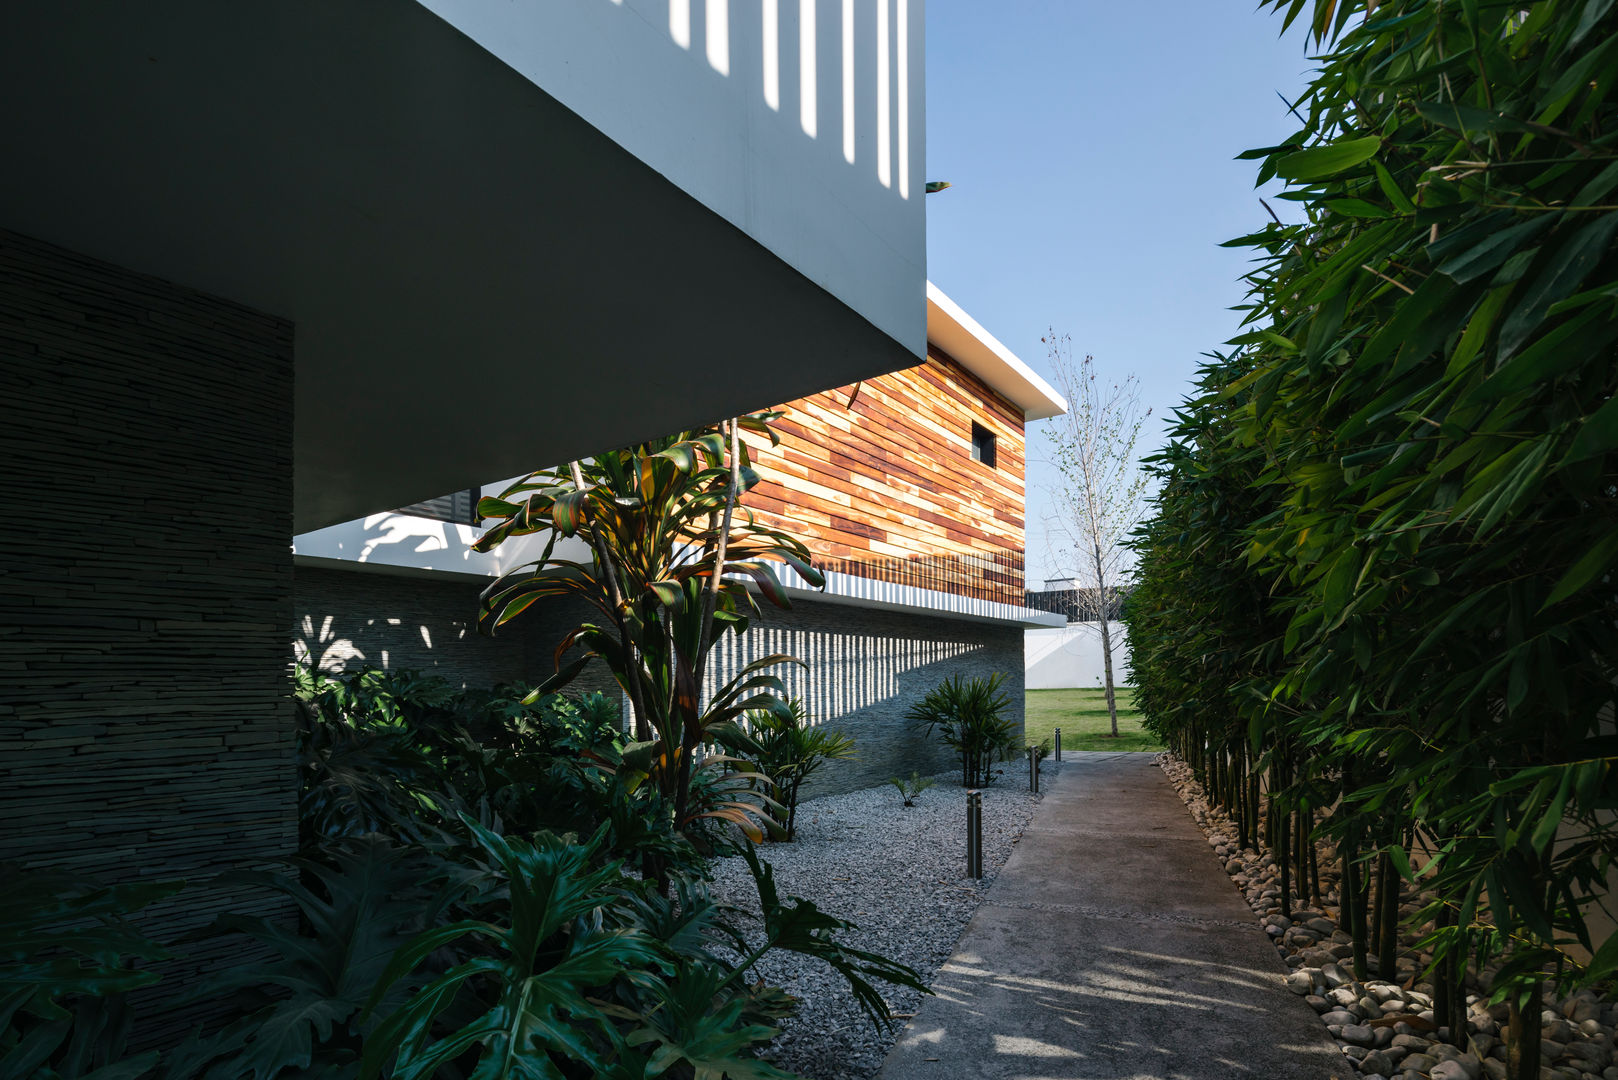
top-left (708, 770), bottom-right (1042, 1079)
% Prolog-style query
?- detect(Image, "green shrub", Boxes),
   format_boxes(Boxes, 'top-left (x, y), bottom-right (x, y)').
top-left (744, 698), bottom-right (856, 841)
top-left (165, 837), bottom-right (437, 1080)
top-left (0, 865), bottom-right (180, 1080)
top-left (887, 772), bottom-right (935, 807)
top-left (905, 673), bottom-right (1018, 787)
top-left (472, 415), bottom-right (823, 847)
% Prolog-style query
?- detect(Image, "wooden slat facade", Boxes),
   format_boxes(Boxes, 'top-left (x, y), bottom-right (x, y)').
top-left (742, 345), bottom-right (1027, 606)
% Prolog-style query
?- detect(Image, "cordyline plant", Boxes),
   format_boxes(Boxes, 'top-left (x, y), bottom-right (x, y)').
top-left (1129, 4), bottom-right (1618, 1079)
top-left (472, 413), bottom-right (824, 846)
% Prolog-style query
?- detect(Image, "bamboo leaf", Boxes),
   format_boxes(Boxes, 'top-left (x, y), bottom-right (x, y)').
top-left (1274, 136), bottom-right (1384, 181)
top-left (1541, 530), bottom-right (1618, 608)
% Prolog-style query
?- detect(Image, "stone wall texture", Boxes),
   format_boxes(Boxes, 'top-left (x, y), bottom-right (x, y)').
top-left (0, 229), bottom-right (296, 1041)
top-left (292, 564), bottom-right (622, 700)
top-left (290, 569), bottom-right (1025, 798)
top-left (707, 597), bottom-right (1026, 797)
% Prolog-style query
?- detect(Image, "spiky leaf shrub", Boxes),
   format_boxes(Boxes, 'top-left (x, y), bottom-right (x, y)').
top-left (473, 414), bottom-right (825, 845)
top-left (744, 698), bottom-right (856, 841)
top-left (905, 674), bottom-right (1018, 787)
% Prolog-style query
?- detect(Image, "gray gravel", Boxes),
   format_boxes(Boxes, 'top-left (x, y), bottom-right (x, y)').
top-left (708, 769), bottom-right (1042, 1079)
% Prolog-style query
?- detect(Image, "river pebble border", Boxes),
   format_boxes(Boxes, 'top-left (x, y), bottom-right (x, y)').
top-left (707, 769), bottom-right (1041, 1079)
top-left (1157, 752), bottom-right (1618, 1080)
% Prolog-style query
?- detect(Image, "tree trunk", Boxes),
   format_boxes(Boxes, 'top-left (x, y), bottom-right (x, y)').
top-left (1377, 851), bottom-right (1400, 979)
top-left (1094, 541), bottom-right (1120, 737)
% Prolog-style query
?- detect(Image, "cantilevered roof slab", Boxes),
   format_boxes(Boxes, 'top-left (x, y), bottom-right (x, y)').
top-left (0, 1), bottom-right (924, 531)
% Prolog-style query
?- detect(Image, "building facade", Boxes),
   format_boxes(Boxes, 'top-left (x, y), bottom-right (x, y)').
top-left (292, 282), bottom-right (1066, 794)
top-left (1, 0), bottom-right (930, 1018)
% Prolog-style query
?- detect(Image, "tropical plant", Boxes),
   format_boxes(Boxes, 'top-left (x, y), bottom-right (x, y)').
top-left (1, 864), bottom-right (181, 1080)
top-left (359, 817), bottom-right (928, 1078)
top-left (906, 673), bottom-right (1019, 787)
top-left (165, 837), bottom-right (437, 1080)
top-left (295, 664), bottom-right (633, 852)
top-left (360, 821), bottom-right (664, 1080)
top-left (472, 414), bottom-right (825, 845)
top-left (734, 847), bottom-right (930, 1029)
top-left (886, 772), bottom-right (935, 808)
top-left (743, 698), bottom-right (856, 841)
top-left (1127, 3), bottom-right (1618, 1077)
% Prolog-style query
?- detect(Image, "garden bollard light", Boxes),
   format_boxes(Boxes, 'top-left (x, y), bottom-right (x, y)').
top-left (1055, 728), bottom-right (1061, 761)
top-left (1028, 746), bottom-right (1039, 794)
top-left (966, 791), bottom-right (983, 879)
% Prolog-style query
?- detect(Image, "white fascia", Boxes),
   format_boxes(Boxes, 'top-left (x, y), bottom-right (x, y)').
top-left (926, 281), bottom-right (1068, 420)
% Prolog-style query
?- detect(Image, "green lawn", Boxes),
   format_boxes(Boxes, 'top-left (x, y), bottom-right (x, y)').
top-left (1024, 688), bottom-right (1161, 754)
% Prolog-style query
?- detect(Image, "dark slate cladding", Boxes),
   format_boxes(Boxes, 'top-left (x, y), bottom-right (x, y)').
top-left (292, 564), bottom-right (620, 699)
top-left (292, 566), bottom-right (1024, 800)
top-left (702, 597), bottom-right (1027, 798)
top-left (0, 229), bottom-right (295, 1045)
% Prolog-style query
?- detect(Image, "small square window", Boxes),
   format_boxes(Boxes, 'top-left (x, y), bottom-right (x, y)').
top-left (970, 423), bottom-right (997, 468)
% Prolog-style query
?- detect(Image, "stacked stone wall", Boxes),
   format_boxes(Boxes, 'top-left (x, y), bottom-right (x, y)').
top-left (0, 229), bottom-right (296, 1043)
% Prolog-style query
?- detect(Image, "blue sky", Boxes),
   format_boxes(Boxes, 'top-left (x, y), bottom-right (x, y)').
top-left (925, 3), bottom-right (1316, 585)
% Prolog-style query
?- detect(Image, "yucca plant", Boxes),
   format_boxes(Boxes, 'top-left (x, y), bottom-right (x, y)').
top-left (743, 698), bottom-right (855, 841)
top-left (906, 673), bottom-right (1018, 787)
top-left (473, 414), bottom-right (825, 847)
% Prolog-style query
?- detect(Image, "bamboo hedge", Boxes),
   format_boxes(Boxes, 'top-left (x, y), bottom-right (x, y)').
top-left (1126, 4), bottom-right (1618, 1077)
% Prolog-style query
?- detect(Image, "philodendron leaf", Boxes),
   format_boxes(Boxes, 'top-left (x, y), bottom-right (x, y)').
top-left (1274, 136), bottom-right (1382, 181)
top-left (75, 1052), bottom-right (162, 1080)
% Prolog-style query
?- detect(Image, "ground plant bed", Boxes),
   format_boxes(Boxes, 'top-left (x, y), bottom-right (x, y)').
top-left (709, 771), bottom-right (1040, 1079)
top-left (1158, 753), bottom-right (1618, 1080)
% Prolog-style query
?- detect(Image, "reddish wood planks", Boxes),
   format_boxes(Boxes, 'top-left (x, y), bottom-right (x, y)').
top-left (741, 348), bottom-right (1027, 605)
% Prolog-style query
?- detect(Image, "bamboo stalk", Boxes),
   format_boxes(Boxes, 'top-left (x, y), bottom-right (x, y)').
top-left (1506, 984), bottom-right (1542, 1080)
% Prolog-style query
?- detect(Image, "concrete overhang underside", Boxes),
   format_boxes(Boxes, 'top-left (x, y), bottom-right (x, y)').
top-left (0, 1), bottom-right (922, 532)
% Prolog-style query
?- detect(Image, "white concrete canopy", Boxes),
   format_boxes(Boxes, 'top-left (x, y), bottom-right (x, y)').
top-left (926, 282), bottom-right (1068, 420)
top-left (0, 2), bottom-right (923, 531)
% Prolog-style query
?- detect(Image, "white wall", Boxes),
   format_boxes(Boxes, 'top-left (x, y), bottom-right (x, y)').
top-left (294, 505), bottom-right (594, 582)
top-left (1026, 621), bottom-right (1132, 690)
top-left (419, 0), bottom-right (927, 359)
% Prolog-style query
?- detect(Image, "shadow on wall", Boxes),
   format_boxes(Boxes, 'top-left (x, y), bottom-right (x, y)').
top-left (290, 567), bottom-right (532, 689)
top-left (293, 612), bottom-right (459, 674)
top-left (426, 0), bottom-right (921, 202)
top-left (701, 605), bottom-right (1026, 797)
top-left (709, 624), bottom-right (984, 728)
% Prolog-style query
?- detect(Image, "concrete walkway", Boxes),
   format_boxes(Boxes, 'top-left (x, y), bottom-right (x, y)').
top-left (878, 752), bottom-right (1346, 1080)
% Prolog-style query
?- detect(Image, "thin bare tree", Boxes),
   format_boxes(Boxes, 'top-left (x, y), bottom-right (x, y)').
top-left (1042, 333), bottom-right (1151, 736)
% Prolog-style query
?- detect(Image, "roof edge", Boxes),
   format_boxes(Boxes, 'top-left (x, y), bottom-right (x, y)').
top-left (925, 281), bottom-right (1068, 421)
